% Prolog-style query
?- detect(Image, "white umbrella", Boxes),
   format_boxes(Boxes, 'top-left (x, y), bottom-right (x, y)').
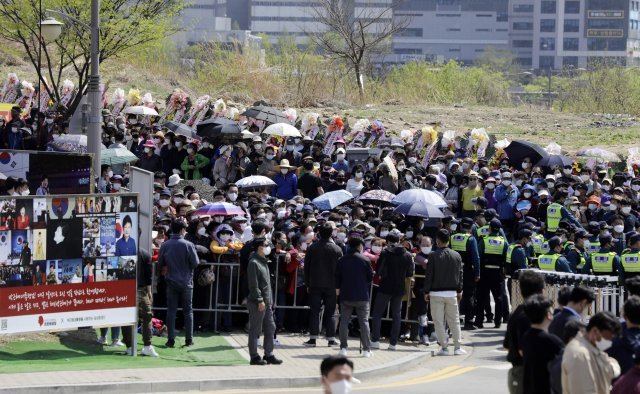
top-left (235, 175), bottom-right (277, 188)
top-left (392, 189), bottom-right (448, 208)
top-left (123, 106), bottom-right (159, 116)
top-left (262, 123), bottom-right (302, 138)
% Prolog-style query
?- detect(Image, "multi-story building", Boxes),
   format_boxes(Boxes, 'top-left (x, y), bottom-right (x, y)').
top-left (509, 0), bottom-right (640, 70)
top-left (177, 0), bottom-right (231, 46)
top-left (387, 0), bottom-right (509, 66)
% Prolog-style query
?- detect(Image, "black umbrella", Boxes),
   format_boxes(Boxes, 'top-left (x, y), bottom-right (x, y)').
top-left (196, 117), bottom-right (237, 136)
top-left (504, 140), bottom-right (549, 169)
top-left (162, 121), bottom-right (200, 141)
top-left (197, 123), bottom-right (240, 139)
top-left (536, 154), bottom-right (573, 169)
top-left (241, 105), bottom-right (292, 125)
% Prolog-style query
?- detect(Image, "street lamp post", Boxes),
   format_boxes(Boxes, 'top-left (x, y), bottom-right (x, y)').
top-left (40, 0), bottom-right (102, 179)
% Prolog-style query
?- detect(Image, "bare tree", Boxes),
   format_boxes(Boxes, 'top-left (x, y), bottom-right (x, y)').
top-left (306, 0), bottom-right (410, 102)
top-left (0, 0), bottom-right (183, 118)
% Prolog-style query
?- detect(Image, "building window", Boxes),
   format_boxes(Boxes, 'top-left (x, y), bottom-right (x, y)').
top-left (497, 12), bottom-right (508, 22)
top-left (476, 28), bottom-right (491, 32)
top-left (564, 19), bottom-right (580, 33)
top-left (496, 28), bottom-right (508, 32)
top-left (513, 22), bottom-right (533, 30)
top-left (539, 56), bottom-right (555, 69)
top-left (435, 13), bottom-right (461, 17)
top-left (394, 48), bottom-right (423, 54)
top-left (513, 40), bottom-right (533, 48)
top-left (475, 48), bottom-right (485, 52)
top-left (446, 28), bottom-right (461, 32)
top-left (565, 1), bottom-right (580, 14)
top-left (449, 48), bottom-right (461, 52)
top-left (540, 19), bottom-right (556, 33)
top-left (397, 28), bottom-right (423, 37)
top-left (513, 4), bottom-right (534, 13)
top-left (541, 1), bottom-right (556, 13)
top-left (587, 38), bottom-right (626, 51)
top-left (516, 57), bottom-right (533, 66)
top-left (563, 56), bottom-right (579, 67)
top-left (540, 37), bottom-right (555, 51)
top-left (476, 14), bottom-right (492, 17)
top-left (563, 38), bottom-right (579, 51)
top-left (587, 19), bottom-right (625, 29)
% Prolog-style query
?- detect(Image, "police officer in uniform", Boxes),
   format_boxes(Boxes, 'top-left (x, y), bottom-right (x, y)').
top-left (506, 229), bottom-right (532, 275)
top-left (583, 234), bottom-right (622, 278)
top-left (566, 229), bottom-right (591, 274)
top-left (621, 233), bottom-right (640, 281)
top-left (474, 219), bottom-right (508, 329)
top-left (450, 218), bottom-right (480, 331)
top-left (585, 222), bottom-right (602, 256)
top-left (537, 236), bottom-right (572, 272)
top-left (545, 190), bottom-right (582, 238)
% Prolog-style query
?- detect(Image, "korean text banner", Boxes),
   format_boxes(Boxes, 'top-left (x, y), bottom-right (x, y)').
top-left (0, 193), bottom-right (138, 334)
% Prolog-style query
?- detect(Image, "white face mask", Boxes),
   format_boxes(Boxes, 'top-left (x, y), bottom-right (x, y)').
top-left (21, 190), bottom-right (30, 196)
top-left (107, 170), bottom-right (114, 178)
top-left (421, 246), bottom-right (432, 254)
top-left (371, 245), bottom-right (382, 254)
top-left (570, 205), bottom-right (578, 212)
top-left (191, 199), bottom-right (201, 207)
top-left (144, 147), bottom-right (152, 154)
top-left (220, 234), bottom-right (231, 242)
top-left (588, 204), bottom-right (597, 210)
top-left (300, 242), bottom-right (308, 251)
top-left (328, 379), bottom-right (352, 394)
top-left (486, 183), bottom-right (495, 190)
top-left (614, 225), bottom-right (624, 233)
top-left (367, 162), bottom-right (374, 170)
top-left (153, 193), bottom-right (160, 201)
top-left (175, 141), bottom-right (183, 148)
top-left (609, 204), bottom-right (617, 211)
top-left (515, 179), bottom-right (523, 187)
top-left (502, 180), bottom-right (512, 187)
top-left (602, 185), bottom-right (610, 192)
top-left (254, 144), bottom-right (262, 150)
top-left (281, 169), bottom-right (289, 175)
top-left (380, 230), bottom-right (389, 238)
top-left (197, 227), bottom-right (206, 236)
top-left (523, 192), bottom-right (532, 198)
top-left (337, 154), bottom-right (345, 161)
top-left (405, 231), bottom-right (414, 238)
top-left (262, 246), bottom-right (271, 256)
top-left (355, 172), bottom-right (363, 178)
top-left (596, 338), bottom-right (612, 351)
top-left (397, 164), bottom-right (405, 171)
top-left (547, 182), bottom-right (555, 188)
top-left (158, 199), bottom-right (170, 208)
top-left (45, 118), bottom-right (54, 124)
top-left (633, 184), bottom-right (640, 191)
top-left (173, 197), bottom-right (183, 204)
top-left (187, 149), bottom-right (194, 155)
top-left (405, 175), bottom-right (413, 182)
top-left (450, 224), bottom-right (457, 231)
top-left (521, 162), bottom-right (530, 169)
top-left (580, 175), bottom-right (590, 182)
top-left (227, 193), bottom-right (238, 202)
top-left (574, 190), bottom-right (581, 197)
top-left (112, 183), bottom-right (121, 191)
top-left (242, 201), bottom-right (249, 208)
top-left (563, 169), bottom-right (572, 176)
top-left (336, 233), bottom-right (347, 242)
top-left (622, 206), bottom-right (632, 214)
top-left (408, 157), bottom-right (417, 164)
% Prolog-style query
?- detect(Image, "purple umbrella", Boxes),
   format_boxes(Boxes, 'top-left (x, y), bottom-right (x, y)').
top-left (192, 202), bottom-right (245, 217)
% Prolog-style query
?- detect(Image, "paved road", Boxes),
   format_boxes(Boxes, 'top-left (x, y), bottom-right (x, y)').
top-left (203, 327), bottom-right (510, 394)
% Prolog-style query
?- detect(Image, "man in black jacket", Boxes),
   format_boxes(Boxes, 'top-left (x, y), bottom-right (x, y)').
top-left (336, 237), bottom-right (374, 357)
top-left (370, 232), bottom-right (414, 351)
top-left (304, 222), bottom-right (343, 347)
top-left (548, 285), bottom-right (594, 339)
top-left (424, 229), bottom-right (465, 356)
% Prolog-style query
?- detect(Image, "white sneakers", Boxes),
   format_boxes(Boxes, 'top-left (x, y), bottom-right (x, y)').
top-left (436, 348), bottom-right (450, 356)
top-left (125, 345), bottom-right (159, 357)
top-left (388, 344), bottom-right (396, 351)
top-left (454, 348), bottom-right (467, 356)
top-left (370, 341), bottom-right (380, 349)
top-left (274, 338), bottom-right (281, 346)
top-left (112, 339), bottom-right (125, 347)
top-left (96, 336), bottom-right (107, 345)
top-left (142, 345), bottom-right (159, 357)
top-left (362, 350), bottom-right (373, 358)
top-left (338, 348), bottom-right (348, 356)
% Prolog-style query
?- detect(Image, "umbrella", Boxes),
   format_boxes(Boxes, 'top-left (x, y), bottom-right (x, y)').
top-left (235, 175), bottom-right (277, 189)
top-left (504, 140), bottom-right (549, 169)
top-left (176, 179), bottom-right (216, 202)
top-left (262, 123), bottom-right (302, 138)
top-left (535, 154), bottom-right (573, 169)
top-left (196, 117), bottom-right (237, 136)
top-left (312, 190), bottom-right (353, 211)
top-left (101, 147), bottom-right (139, 165)
top-left (162, 121), bottom-right (197, 139)
top-left (577, 148), bottom-right (621, 162)
top-left (242, 105), bottom-right (292, 124)
top-left (394, 202), bottom-right (444, 219)
top-left (212, 123), bottom-right (243, 135)
top-left (192, 202), bottom-right (245, 217)
top-left (47, 134), bottom-right (106, 154)
top-left (123, 106), bottom-right (159, 116)
top-left (357, 189), bottom-right (396, 205)
top-left (392, 189), bottom-right (447, 209)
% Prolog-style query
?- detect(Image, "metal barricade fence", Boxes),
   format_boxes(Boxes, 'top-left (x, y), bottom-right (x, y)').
top-left (153, 255), bottom-right (422, 331)
top-left (510, 269), bottom-right (624, 317)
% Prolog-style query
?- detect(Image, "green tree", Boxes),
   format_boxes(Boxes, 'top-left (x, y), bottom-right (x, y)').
top-left (0, 0), bottom-right (183, 117)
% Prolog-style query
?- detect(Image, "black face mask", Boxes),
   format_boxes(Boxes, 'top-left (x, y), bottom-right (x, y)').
top-left (303, 161), bottom-right (314, 170)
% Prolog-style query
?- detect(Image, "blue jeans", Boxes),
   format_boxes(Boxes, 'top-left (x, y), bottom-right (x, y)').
top-left (166, 280), bottom-right (194, 343)
top-left (100, 327), bottom-right (121, 341)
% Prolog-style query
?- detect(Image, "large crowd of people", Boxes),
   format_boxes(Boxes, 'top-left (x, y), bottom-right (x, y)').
top-left (4, 83), bottom-right (640, 392)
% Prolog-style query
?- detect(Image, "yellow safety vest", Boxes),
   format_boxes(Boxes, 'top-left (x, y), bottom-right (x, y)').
top-left (476, 225), bottom-right (490, 238)
top-left (622, 252), bottom-right (640, 273)
top-left (592, 252), bottom-right (616, 273)
top-left (531, 234), bottom-right (545, 255)
top-left (586, 240), bottom-right (601, 255)
top-left (450, 234), bottom-right (471, 252)
top-left (547, 203), bottom-right (563, 232)
top-left (506, 244), bottom-right (522, 264)
top-left (538, 254), bottom-right (559, 271)
top-left (483, 236), bottom-right (505, 255)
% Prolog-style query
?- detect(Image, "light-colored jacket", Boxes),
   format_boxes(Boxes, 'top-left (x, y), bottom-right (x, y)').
top-left (561, 333), bottom-right (621, 394)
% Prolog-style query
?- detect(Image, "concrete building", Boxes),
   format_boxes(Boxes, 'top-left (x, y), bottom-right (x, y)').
top-left (387, 0), bottom-right (509, 66)
top-left (248, 0), bottom-right (393, 45)
top-left (177, 0), bottom-right (231, 46)
top-left (508, 0), bottom-right (640, 70)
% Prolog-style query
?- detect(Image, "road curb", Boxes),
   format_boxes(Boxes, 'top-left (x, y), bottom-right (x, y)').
top-left (0, 350), bottom-right (432, 394)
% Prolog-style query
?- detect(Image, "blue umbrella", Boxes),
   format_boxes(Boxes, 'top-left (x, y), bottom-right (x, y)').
top-left (392, 189), bottom-right (447, 208)
top-left (312, 190), bottom-right (354, 211)
top-left (393, 202), bottom-right (444, 219)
